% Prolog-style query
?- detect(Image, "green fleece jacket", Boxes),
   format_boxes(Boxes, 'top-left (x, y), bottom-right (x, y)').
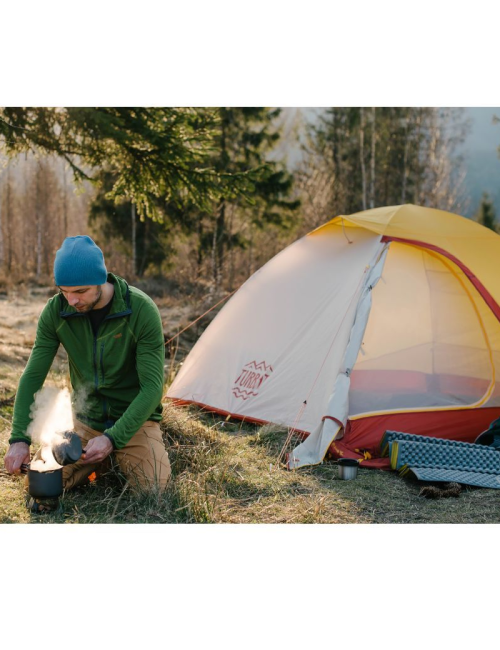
top-left (10, 274), bottom-right (165, 449)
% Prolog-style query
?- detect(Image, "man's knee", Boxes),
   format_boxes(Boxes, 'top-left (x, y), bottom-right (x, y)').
top-left (115, 422), bottom-right (171, 490)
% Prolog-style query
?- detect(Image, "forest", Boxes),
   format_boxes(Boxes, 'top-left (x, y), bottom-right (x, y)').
top-left (1, 106), bottom-right (495, 293)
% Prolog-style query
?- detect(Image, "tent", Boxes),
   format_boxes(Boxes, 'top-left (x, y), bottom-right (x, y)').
top-left (167, 204), bottom-right (500, 469)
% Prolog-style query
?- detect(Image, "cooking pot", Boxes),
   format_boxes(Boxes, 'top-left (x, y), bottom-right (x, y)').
top-left (23, 464), bottom-right (64, 499)
top-left (337, 458), bottom-right (359, 480)
top-left (18, 432), bottom-right (82, 501)
top-left (52, 431), bottom-right (82, 466)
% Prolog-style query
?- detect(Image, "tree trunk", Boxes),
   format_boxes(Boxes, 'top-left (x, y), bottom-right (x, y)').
top-left (212, 114), bottom-right (228, 290)
top-left (228, 205), bottom-right (235, 290)
top-left (333, 110), bottom-right (343, 212)
top-left (359, 108), bottom-right (367, 211)
top-left (138, 216), bottom-right (149, 277)
top-left (213, 200), bottom-right (225, 289)
top-left (413, 108), bottom-right (423, 204)
top-left (36, 164), bottom-right (42, 281)
top-left (131, 202), bottom-right (136, 279)
top-left (62, 162), bottom-right (69, 237)
top-left (369, 107), bottom-right (376, 209)
top-left (211, 220), bottom-right (217, 288)
top-left (196, 220), bottom-right (204, 280)
top-left (6, 163), bottom-right (13, 272)
top-left (41, 164), bottom-right (51, 275)
top-left (401, 115), bottom-right (410, 204)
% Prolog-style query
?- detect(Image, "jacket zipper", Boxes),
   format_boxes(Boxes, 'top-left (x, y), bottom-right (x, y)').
top-left (100, 341), bottom-right (108, 420)
top-left (94, 317), bottom-right (114, 421)
top-left (91, 322), bottom-right (106, 420)
top-left (91, 321), bottom-right (99, 390)
top-left (100, 341), bottom-right (105, 379)
top-left (82, 302), bottom-right (127, 423)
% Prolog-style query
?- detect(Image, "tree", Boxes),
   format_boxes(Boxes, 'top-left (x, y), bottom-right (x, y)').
top-left (88, 108), bottom-right (299, 288)
top-left (0, 108), bottom-right (261, 221)
top-left (199, 108), bottom-right (299, 288)
top-left (299, 107), bottom-right (469, 230)
top-left (88, 170), bottom-right (177, 278)
top-left (0, 153), bottom-right (90, 283)
top-left (475, 192), bottom-right (497, 231)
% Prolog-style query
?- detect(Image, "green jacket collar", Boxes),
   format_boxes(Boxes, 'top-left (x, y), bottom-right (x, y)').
top-left (58, 273), bottom-right (132, 320)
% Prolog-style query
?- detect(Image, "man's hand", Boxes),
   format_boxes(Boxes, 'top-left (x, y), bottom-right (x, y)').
top-left (81, 435), bottom-right (113, 464)
top-left (4, 442), bottom-right (30, 474)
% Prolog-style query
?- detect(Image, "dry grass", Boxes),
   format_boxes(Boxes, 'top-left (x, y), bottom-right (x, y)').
top-left (1, 288), bottom-right (500, 524)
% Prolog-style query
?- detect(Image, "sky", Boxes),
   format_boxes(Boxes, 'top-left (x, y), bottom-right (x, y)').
top-left (462, 108), bottom-right (500, 217)
top-left (465, 107), bottom-right (500, 151)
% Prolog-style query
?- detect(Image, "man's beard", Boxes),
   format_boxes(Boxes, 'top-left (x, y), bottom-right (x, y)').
top-left (79, 287), bottom-right (102, 312)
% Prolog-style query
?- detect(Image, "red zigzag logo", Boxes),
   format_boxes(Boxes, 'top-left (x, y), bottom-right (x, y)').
top-left (232, 360), bottom-right (274, 401)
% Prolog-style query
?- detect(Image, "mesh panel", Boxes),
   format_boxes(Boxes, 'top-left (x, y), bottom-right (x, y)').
top-left (349, 243), bottom-right (500, 415)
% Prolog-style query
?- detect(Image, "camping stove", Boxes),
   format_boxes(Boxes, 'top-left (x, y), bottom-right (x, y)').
top-left (21, 463), bottom-right (63, 513)
top-left (27, 495), bottom-right (63, 514)
top-left (22, 431), bottom-right (83, 514)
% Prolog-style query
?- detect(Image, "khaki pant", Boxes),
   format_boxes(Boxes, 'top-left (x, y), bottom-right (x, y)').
top-left (32, 420), bottom-right (171, 492)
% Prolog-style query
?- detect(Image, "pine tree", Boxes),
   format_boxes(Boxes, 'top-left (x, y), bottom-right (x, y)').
top-left (88, 170), bottom-right (177, 278)
top-left (475, 192), bottom-right (497, 231)
top-left (200, 108), bottom-right (299, 289)
top-left (0, 108), bottom-right (260, 221)
top-left (1, 108), bottom-right (298, 282)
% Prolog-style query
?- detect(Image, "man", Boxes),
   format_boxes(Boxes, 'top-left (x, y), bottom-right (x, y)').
top-left (4, 235), bottom-right (171, 494)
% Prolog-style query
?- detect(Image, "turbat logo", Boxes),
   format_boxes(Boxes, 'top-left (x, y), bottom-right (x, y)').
top-left (232, 361), bottom-right (273, 401)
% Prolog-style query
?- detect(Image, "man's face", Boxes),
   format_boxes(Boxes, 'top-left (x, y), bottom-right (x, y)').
top-left (58, 285), bottom-right (102, 312)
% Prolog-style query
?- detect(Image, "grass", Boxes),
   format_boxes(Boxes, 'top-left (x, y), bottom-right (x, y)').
top-left (1, 289), bottom-right (500, 524)
top-left (2, 397), bottom-right (500, 524)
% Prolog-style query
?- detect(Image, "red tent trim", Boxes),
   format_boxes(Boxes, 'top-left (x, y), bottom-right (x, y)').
top-left (328, 406), bottom-right (500, 468)
top-left (166, 397), bottom-right (310, 436)
top-left (381, 235), bottom-right (500, 323)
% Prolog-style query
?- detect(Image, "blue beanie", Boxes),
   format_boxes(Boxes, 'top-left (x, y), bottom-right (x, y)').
top-left (54, 236), bottom-right (108, 286)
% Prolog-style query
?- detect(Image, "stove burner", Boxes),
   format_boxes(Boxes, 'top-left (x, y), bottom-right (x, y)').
top-left (27, 496), bottom-right (62, 514)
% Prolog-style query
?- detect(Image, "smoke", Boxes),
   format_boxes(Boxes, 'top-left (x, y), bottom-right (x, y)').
top-left (72, 386), bottom-right (90, 419)
top-left (27, 386), bottom-right (75, 472)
